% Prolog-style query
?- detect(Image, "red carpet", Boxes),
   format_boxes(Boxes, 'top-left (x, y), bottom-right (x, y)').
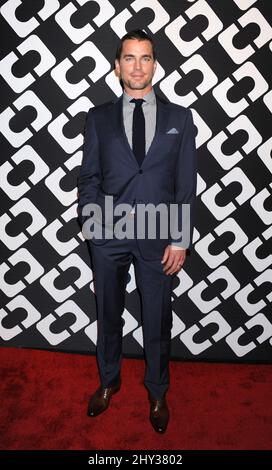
top-left (0, 347), bottom-right (271, 450)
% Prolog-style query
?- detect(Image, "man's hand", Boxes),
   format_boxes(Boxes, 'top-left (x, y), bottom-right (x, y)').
top-left (161, 245), bottom-right (186, 275)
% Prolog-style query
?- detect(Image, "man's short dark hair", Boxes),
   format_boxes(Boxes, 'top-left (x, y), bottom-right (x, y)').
top-left (115, 29), bottom-right (157, 62)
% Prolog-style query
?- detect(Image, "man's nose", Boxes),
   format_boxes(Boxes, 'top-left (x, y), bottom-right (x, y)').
top-left (134, 59), bottom-right (142, 70)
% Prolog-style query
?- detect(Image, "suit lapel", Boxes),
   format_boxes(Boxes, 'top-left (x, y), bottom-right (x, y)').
top-left (144, 95), bottom-right (168, 166)
top-left (113, 95), bottom-right (136, 165)
top-left (111, 93), bottom-right (168, 167)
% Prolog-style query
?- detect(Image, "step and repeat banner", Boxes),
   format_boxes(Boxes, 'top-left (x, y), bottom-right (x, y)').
top-left (0, 0), bottom-right (271, 362)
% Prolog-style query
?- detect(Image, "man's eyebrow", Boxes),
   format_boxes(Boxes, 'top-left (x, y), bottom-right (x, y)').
top-left (123, 54), bottom-right (152, 58)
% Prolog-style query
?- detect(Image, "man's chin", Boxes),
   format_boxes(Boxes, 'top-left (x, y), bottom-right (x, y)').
top-left (127, 81), bottom-right (149, 90)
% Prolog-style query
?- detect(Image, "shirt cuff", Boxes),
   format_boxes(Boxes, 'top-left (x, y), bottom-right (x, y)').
top-left (170, 244), bottom-right (186, 251)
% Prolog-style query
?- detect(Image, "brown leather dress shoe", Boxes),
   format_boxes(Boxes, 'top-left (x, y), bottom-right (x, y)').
top-left (149, 394), bottom-right (169, 434)
top-left (87, 381), bottom-right (121, 417)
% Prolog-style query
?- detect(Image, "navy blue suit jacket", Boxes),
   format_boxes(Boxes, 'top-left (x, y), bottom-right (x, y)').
top-left (78, 93), bottom-right (197, 260)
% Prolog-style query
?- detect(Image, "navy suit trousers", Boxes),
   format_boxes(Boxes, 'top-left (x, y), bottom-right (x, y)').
top-left (88, 219), bottom-right (174, 399)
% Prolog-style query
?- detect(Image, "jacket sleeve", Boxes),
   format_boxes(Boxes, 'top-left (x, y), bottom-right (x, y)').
top-left (77, 109), bottom-right (101, 225)
top-left (170, 108), bottom-right (197, 250)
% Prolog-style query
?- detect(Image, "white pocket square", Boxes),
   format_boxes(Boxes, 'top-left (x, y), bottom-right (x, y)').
top-left (166, 127), bottom-right (179, 134)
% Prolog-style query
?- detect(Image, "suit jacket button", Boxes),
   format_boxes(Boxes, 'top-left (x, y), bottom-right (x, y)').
top-left (139, 169), bottom-right (143, 174)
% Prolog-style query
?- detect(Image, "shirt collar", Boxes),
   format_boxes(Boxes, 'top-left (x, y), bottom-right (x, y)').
top-left (123, 88), bottom-right (156, 105)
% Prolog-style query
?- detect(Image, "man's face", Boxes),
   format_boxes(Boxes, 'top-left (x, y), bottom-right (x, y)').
top-left (115, 39), bottom-right (157, 94)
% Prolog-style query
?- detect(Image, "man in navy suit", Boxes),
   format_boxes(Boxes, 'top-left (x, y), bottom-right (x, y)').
top-left (78, 30), bottom-right (197, 433)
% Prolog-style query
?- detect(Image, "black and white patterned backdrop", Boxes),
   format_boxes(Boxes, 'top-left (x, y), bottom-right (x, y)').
top-left (0, 0), bottom-right (271, 362)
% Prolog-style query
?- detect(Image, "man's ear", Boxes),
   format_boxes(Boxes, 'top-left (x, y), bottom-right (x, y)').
top-left (115, 59), bottom-right (120, 76)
